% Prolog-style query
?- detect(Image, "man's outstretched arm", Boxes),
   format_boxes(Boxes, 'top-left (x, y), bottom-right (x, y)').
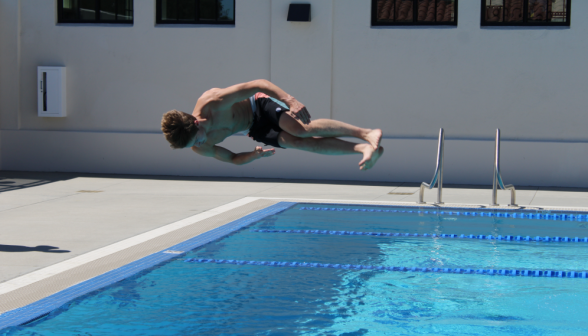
top-left (192, 145), bottom-right (275, 165)
top-left (212, 79), bottom-right (311, 124)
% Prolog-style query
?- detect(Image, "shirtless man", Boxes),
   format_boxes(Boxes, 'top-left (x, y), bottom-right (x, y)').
top-left (161, 79), bottom-right (384, 170)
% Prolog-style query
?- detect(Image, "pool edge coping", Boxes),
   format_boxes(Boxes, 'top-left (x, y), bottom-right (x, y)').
top-left (0, 197), bottom-right (263, 297)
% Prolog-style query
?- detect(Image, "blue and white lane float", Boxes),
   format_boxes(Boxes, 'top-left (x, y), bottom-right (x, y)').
top-left (184, 258), bottom-right (588, 279)
top-left (299, 206), bottom-right (588, 222)
top-left (252, 229), bottom-right (588, 243)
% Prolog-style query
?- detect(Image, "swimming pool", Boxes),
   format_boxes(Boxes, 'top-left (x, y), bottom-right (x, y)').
top-left (2, 202), bottom-right (588, 335)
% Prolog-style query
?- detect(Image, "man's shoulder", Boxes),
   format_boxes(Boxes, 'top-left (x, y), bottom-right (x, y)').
top-left (198, 88), bottom-right (224, 104)
top-left (194, 89), bottom-right (221, 114)
top-left (202, 87), bottom-right (221, 96)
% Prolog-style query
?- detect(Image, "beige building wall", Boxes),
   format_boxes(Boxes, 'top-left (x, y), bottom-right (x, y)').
top-left (0, 0), bottom-right (587, 187)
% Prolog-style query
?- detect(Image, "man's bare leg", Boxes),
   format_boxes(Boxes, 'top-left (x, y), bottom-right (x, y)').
top-left (278, 114), bottom-right (383, 150)
top-left (278, 132), bottom-right (384, 170)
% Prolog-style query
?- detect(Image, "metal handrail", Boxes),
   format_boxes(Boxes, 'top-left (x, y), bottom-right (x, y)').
top-left (418, 128), bottom-right (444, 205)
top-left (492, 129), bottom-right (517, 206)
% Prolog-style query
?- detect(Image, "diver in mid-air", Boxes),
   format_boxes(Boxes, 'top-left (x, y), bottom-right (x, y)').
top-left (161, 79), bottom-right (383, 170)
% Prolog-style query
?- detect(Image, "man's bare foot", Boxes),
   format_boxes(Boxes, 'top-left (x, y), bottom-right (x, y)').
top-left (359, 146), bottom-right (384, 171)
top-left (364, 129), bottom-right (383, 150)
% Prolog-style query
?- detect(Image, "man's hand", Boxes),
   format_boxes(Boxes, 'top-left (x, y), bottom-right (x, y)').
top-left (255, 146), bottom-right (275, 158)
top-left (284, 96), bottom-right (311, 124)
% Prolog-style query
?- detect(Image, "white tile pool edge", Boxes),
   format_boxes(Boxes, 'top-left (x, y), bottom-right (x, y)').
top-left (0, 197), bottom-right (261, 297)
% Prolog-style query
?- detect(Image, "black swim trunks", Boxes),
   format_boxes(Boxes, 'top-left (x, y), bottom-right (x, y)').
top-left (248, 94), bottom-right (289, 148)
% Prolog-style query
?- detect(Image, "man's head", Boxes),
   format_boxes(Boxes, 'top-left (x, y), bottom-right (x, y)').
top-left (161, 110), bottom-right (204, 149)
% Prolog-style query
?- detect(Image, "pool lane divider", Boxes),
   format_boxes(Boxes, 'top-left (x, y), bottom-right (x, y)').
top-left (252, 229), bottom-right (588, 243)
top-left (185, 258), bottom-right (588, 279)
top-left (299, 206), bottom-right (588, 222)
top-left (0, 201), bottom-right (297, 331)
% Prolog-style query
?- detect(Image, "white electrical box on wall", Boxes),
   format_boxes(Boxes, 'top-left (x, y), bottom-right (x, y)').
top-left (37, 66), bottom-right (66, 117)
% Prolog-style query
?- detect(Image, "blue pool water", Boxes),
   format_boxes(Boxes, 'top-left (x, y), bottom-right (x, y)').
top-left (3, 203), bottom-right (588, 335)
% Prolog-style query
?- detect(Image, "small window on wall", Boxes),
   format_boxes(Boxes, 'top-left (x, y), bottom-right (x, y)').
top-left (156, 0), bottom-right (235, 24)
top-left (58, 0), bottom-right (134, 23)
top-left (482, 0), bottom-right (571, 26)
top-left (372, 0), bottom-right (458, 26)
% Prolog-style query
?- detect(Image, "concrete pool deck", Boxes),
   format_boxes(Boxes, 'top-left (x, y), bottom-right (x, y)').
top-left (1, 170), bottom-right (587, 315)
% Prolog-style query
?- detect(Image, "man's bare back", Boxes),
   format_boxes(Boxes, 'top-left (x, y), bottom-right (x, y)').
top-left (161, 79), bottom-right (383, 170)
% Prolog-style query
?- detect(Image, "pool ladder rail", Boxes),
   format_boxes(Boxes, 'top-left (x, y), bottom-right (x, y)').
top-left (492, 129), bottom-right (517, 207)
top-left (418, 128), bottom-right (444, 205)
top-left (418, 128), bottom-right (516, 206)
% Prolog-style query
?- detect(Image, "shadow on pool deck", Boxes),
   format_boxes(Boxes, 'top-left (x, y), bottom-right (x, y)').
top-left (0, 177), bottom-right (64, 194)
top-left (0, 245), bottom-right (70, 253)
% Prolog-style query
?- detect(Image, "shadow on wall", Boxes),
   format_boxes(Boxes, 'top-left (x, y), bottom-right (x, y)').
top-left (0, 245), bottom-right (71, 253)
